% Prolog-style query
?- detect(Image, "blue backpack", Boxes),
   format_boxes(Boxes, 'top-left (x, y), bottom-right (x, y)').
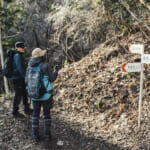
top-left (25, 63), bottom-right (46, 99)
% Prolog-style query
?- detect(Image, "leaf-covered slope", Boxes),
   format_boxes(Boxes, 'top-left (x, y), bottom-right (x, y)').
top-left (53, 35), bottom-right (150, 149)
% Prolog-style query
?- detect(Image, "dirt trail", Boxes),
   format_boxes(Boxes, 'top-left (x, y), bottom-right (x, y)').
top-left (0, 99), bottom-right (122, 150)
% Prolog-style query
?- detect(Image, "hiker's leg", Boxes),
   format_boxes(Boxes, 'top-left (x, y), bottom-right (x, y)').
top-left (43, 98), bottom-right (52, 140)
top-left (21, 79), bottom-right (28, 106)
top-left (32, 101), bottom-right (41, 140)
top-left (21, 79), bottom-right (32, 114)
top-left (12, 79), bottom-right (22, 115)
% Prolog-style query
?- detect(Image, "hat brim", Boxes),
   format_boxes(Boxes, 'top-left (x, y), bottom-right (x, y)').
top-left (32, 50), bottom-right (46, 58)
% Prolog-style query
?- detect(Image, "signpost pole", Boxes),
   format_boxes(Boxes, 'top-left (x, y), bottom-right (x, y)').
top-left (138, 62), bottom-right (143, 129)
top-left (138, 46), bottom-right (144, 129)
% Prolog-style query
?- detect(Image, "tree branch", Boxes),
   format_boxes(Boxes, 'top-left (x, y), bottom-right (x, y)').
top-left (120, 0), bottom-right (150, 32)
top-left (139, 0), bottom-right (150, 10)
top-left (2, 32), bottom-right (24, 39)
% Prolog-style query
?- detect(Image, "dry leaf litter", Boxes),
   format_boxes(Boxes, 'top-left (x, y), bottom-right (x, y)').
top-left (0, 35), bottom-right (150, 150)
top-left (53, 35), bottom-right (150, 150)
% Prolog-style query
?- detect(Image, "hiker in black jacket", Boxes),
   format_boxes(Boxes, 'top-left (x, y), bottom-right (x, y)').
top-left (12, 42), bottom-right (32, 118)
top-left (26, 48), bottom-right (58, 142)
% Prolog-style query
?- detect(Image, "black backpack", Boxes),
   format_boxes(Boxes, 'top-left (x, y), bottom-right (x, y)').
top-left (2, 50), bottom-right (15, 78)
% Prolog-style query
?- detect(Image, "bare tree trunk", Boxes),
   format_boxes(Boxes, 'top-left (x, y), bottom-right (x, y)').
top-left (0, 22), bottom-right (9, 94)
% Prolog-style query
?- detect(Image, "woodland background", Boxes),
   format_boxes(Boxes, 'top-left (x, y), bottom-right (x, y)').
top-left (0, 0), bottom-right (150, 150)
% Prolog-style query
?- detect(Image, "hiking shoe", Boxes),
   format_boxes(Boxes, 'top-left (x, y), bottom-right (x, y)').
top-left (24, 108), bottom-right (33, 115)
top-left (44, 137), bottom-right (51, 142)
top-left (44, 134), bottom-right (52, 142)
top-left (13, 112), bottom-right (25, 118)
top-left (32, 135), bottom-right (40, 143)
top-left (32, 137), bottom-right (40, 143)
top-left (44, 137), bottom-right (51, 148)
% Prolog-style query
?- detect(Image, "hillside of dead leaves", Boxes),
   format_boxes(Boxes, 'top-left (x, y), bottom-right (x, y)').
top-left (0, 34), bottom-right (150, 150)
top-left (53, 33), bottom-right (150, 150)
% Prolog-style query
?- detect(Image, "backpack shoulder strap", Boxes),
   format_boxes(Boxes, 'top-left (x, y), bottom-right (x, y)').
top-left (38, 62), bottom-right (44, 72)
top-left (39, 62), bottom-right (44, 68)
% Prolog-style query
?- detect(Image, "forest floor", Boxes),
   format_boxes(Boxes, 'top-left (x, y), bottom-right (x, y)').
top-left (0, 95), bottom-right (149, 150)
top-left (0, 98), bottom-right (122, 150)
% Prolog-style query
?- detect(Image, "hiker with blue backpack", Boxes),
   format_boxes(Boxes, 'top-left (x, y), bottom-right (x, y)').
top-left (25, 48), bottom-right (58, 142)
top-left (8, 42), bottom-right (32, 118)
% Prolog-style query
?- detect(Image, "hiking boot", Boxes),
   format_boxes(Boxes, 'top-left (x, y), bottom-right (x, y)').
top-left (32, 117), bottom-right (39, 142)
top-left (44, 135), bottom-right (51, 148)
top-left (44, 134), bottom-right (52, 142)
top-left (13, 112), bottom-right (25, 118)
top-left (32, 129), bottom-right (40, 143)
top-left (24, 107), bottom-right (33, 115)
top-left (32, 134), bottom-right (40, 143)
top-left (44, 118), bottom-right (51, 141)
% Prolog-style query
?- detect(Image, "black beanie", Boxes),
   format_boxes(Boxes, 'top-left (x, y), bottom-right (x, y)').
top-left (15, 42), bottom-right (25, 48)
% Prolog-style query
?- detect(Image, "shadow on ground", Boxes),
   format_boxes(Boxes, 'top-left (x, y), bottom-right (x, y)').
top-left (35, 118), bottom-right (126, 150)
top-left (0, 108), bottom-right (130, 150)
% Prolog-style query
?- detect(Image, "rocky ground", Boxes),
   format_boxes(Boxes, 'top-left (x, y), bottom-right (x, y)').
top-left (0, 35), bottom-right (150, 150)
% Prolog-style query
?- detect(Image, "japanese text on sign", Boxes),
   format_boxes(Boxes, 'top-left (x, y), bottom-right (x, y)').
top-left (142, 54), bottom-right (150, 64)
top-left (122, 63), bottom-right (141, 72)
top-left (129, 44), bottom-right (144, 54)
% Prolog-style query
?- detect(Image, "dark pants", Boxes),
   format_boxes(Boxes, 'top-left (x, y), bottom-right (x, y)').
top-left (32, 96), bottom-right (53, 139)
top-left (32, 96), bottom-right (53, 119)
top-left (12, 78), bottom-right (29, 114)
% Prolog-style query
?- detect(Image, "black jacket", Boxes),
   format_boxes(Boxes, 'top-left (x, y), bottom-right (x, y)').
top-left (28, 57), bottom-right (58, 82)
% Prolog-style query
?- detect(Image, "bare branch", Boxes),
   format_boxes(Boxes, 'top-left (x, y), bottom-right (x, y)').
top-left (120, 0), bottom-right (150, 32)
top-left (139, 0), bottom-right (150, 10)
top-left (2, 32), bottom-right (24, 39)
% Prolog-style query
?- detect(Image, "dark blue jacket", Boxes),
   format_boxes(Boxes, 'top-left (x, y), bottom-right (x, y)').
top-left (11, 50), bottom-right (26, 80)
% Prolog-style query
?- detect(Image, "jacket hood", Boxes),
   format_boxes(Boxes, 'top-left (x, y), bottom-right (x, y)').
top-left (28, 57), bottom-right (43, 67)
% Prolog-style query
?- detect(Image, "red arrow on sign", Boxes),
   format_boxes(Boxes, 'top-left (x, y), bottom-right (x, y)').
top-left (122, 63), bottom-right (127, 72)
top-left (122, 63), bottom-right (141, 72)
